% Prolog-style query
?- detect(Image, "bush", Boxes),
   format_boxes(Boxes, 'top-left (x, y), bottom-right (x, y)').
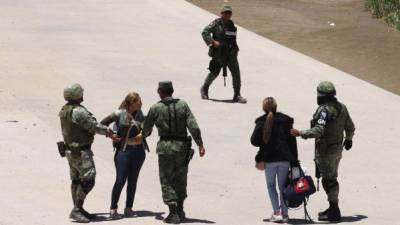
top-left (365, 0), bottom-right (400, 30)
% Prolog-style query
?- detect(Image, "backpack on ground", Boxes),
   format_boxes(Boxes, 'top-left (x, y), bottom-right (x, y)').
top-left (283, 164), bottom-right (316, 223)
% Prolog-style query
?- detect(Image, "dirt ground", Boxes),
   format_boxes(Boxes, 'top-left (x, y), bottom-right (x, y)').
top-left (187, 0), bottom-right (400, 95)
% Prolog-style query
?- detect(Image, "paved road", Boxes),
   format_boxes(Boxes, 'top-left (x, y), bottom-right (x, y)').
top-left (0, 0), bottom-right (399, 224)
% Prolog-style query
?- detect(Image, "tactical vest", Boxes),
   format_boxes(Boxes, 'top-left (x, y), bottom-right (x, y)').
top-left (158, 98), bottom-right (188, 140)
top-left (115, 110), bottom-right (141, 150)
top-left (212, 19), bottom-right (239, 51)
top-left (59, 104), bottom-right (94, 146)
top-left (313, 102), bottom-right (347, 146)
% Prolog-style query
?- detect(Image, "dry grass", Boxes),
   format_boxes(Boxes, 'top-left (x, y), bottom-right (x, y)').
top-left (365, 0), bottom-right (400, 30)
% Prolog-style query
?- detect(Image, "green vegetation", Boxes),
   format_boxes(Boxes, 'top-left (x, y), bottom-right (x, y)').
top-left (365, 0), bottom-right (400, 30)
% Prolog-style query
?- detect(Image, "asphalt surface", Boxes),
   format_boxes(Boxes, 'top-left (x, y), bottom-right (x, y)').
top-left (0, 0), bottom-right (399, 224)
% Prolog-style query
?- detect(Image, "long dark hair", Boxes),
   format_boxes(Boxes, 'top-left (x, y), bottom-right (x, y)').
top-left (262, 97), bottom-right (277, 144)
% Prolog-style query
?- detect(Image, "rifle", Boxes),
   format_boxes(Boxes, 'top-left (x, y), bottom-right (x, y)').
top-left (215, 18), bottom-right (238, 87)
top-left (217, 42), bottom-right (229, 87)
top-left (315, 159), bottom-right (321, 191)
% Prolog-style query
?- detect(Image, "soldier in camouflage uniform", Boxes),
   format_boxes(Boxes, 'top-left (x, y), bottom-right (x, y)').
top-left (142, 81), bottom-right (206, 224)
top-left (59, 83), bottom-right (116, 223)
top-left (291, 81), bottom-right (355, 222)
top-left (200, 4), bottom-right (247, 103)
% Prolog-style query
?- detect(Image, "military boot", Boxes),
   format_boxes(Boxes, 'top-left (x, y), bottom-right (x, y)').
top-left (318, 201), bottom-right (333, 217)
top-left (70, 207), bottom-right (90, 223)
top-left (200, 86), bottom-right (209, 100)
top-left (177, 200), bottom-right (186, 221)
top-left (233, 94), bottom-right (247, 104)
top-left (70, 199), bottom-right (90, 223)
top-left (318, 201), bottom-right (341, 222)
top-left (163, 205), bottom-right (180, 224)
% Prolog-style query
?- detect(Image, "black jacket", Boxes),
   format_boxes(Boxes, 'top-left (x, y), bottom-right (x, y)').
top-left (251, 112), bottom-right (298, 163)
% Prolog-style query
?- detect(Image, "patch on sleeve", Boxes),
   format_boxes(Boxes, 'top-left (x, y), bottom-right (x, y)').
top-left (320, 111), bottom-right (327, 119)
top-left (316, 110), bottom-right (328, 126)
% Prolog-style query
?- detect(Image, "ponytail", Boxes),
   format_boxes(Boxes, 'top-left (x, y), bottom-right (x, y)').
top-left (262, 97), bottom-right (277, 144)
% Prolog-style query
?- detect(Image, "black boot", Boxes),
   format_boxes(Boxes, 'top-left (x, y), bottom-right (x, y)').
top-left (233, 94), bottom-right (247, 104)
top-left (70, 208), bottom-right (90, 223)
top-left (318, 201), bottom-right (333, 217)
top-left (200, 86), bottom-right (209, 100)
top-left (177, 200), bottom-right (186, 221)
top-left (70, 200), bottom-right (90, 223)
top-left (318, 201), bottom-right (341, 222)
top-left (164, 204), bottom-right (180, 224)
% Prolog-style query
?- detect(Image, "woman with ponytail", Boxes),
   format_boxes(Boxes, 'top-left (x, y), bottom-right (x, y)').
top-left (251, 97), bottom-right (298, 222)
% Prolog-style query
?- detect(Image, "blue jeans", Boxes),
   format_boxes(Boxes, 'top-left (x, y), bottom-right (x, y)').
top-left (265, 161), bottom-right (290, 214)
top-left (110, 146), bottom-right (145, 209)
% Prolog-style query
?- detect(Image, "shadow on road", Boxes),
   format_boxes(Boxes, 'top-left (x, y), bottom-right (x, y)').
top-left (81, 213), bottom-right (110, 223)
top-left (135, 210), bottom-right (165, 220)
top-left (183, 217), bottom-right (216, 224)
top-left (340, 215), bottom-right (368, 223)
top-left (209, 98), bottom-right (235, 103)
top-left (84, 210), bottom-right (165, 222)
top-left (264, 214), bottom-right (368, 224)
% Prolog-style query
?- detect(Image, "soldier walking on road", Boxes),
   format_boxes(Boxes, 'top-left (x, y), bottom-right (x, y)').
top-left (58, 83), bottom-right (117, 223)
top-left (290, 81), bottom-right (355, 222)
top-left (200, 4), bottom-right (247, 103)
top-left (142, 81), bottom-right (206, 224)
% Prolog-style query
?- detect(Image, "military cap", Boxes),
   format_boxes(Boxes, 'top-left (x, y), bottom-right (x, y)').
top-left (64, 83), bottom-right (84, 101)
top-left (317, 81), bottom-right (336, 97)
top-left (158, 81), bottom-right (174, 93)
top-left (221, 4), bottom-right (233, 13)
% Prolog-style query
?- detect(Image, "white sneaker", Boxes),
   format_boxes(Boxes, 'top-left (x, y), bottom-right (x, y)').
top-left (269, 213), bottom-right (283, 222)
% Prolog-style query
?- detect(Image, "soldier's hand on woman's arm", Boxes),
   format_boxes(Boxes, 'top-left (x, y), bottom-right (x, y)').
top-left (212, 40), bottom-right (220, 48)
top-left (106, 128), bottom-right (114, 137)
top-left (290, 129), bottom-right (301, 137)
top-left (199, 145), bottom-right (205, 157)
top-left (111, 134), bottom-right (121, 143)
top-left (105, 128), bottom-right (120, 142)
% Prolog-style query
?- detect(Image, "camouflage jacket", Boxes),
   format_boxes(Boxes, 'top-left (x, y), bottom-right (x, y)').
top-left (142, 97), bottom-right (203, 154)
top-left (202, 18), bottom-right (239, 57)
top-left (59, 103), bottom-right (109, 147)
top-left (301, 101), bottom-right (355, 152)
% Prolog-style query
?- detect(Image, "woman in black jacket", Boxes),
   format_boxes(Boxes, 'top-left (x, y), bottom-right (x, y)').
top-left (251, 97), bottom-right (298, 222)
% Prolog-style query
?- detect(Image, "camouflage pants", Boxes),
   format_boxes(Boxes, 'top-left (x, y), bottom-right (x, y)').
top-left (158, 150), bottom-right (188, 206)
top-left (203, 56), bottom-right (241, 95)
top-left (66, 150), bottom-right (96, 203)
top-left (315, 149), bottom-right (342, 204)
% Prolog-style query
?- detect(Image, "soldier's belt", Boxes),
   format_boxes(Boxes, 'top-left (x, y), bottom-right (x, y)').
top-left (160, 136), bottom-right (190, 142)
top-left (67, 144), bottom-right (92, 151)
